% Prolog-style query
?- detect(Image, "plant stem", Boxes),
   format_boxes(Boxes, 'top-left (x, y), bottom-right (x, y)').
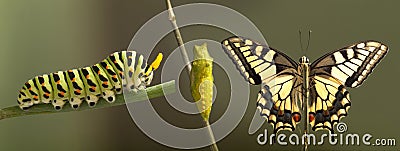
top-left (205, 120), bottom-right (219, 151)
top-left (166, 0), bottom-right (191, 73)
top-left (0, 80), bottom-right (175, 121)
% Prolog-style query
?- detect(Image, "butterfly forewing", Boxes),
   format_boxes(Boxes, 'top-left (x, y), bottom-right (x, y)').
top-left (311, 41), bottom-right (389, 88)
top-left (222, 36), bottom-right (298, 85)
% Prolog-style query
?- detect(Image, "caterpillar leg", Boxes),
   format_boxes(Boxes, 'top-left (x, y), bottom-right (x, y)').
top-left (102, 90), bottom-right (116, 103)
top-left (52, 99), bottom-right (67, 110)
top-left (137, 78), bottom-right (147, 92)
top-left (130, 86), bottom-right (144, 93)
top-left (128, 72), bottom-right (147, 93)
top-left (69, 97), bottom-right (83, 109)
top-left (18, 102), bottom-right (33, 110)
top-left (86, 95), bottom-right (99, 107)
top-left (127, 80), bottom-right (146, 93)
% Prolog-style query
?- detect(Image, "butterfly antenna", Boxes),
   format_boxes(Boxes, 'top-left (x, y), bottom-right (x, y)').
top-left (299, 30), bottom-right (305, 52)
top-left (305, 30), bottom-right (312, 52)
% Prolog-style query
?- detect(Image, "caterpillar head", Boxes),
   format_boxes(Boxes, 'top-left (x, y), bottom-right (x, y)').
top-left (17, 88), bottom-right (34, 110)
top-left (144, 53), bottom-right (163, 86)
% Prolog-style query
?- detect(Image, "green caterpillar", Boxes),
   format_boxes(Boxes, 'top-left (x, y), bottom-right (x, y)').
top-left (17, 51), bottom-right (163, 110)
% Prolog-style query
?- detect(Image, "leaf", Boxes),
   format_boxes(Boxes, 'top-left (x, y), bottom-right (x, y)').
top-left (0, 80), bottom-right (175, 120)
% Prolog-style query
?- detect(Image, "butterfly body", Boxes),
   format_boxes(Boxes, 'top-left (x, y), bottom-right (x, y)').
top-left (298, 56), bottom-right (311, 134)
top-left (222, 36), bottom-right (388, 133)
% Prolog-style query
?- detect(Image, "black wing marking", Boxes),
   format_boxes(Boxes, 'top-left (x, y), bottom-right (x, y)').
top-left (221, 36), bottom-right (298, 85)
top-left (311, 41), bottom-right (389, 88)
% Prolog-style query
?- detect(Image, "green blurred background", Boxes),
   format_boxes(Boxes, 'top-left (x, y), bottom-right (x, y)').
top-left (0, 0), bottom-right (399, 150)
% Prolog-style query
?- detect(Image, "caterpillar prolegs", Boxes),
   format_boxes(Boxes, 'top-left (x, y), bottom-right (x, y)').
top-left (17, 51), bottom-right (163, 110)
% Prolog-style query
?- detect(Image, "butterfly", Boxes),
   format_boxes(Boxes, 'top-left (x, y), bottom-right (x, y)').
top-left (221, 36), bottom-right (388, 133)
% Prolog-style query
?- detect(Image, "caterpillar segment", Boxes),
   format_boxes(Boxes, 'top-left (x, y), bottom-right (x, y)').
top-left (99, 60), bottom-right (122, 94)
top-left (65, 69), bottom-right (86, 109)
top-left (124, 51), bottom-right (146, 92)
top-left (107, 51), bottom-right (126, 88)
top-left (25, 78), bottom-right (41, 104)
top-left (16, 51), bottom-right (163, 111)
top-left (79, 66), bottom-right (102, 108)
top-left (17, 84), bottom-right (34, 110)
top-left (36, 74), bottom-right (54, 104)
top-left (91, 64), bottom-right (116, 103)
top-left (50, 71), bottom-right (71, 110)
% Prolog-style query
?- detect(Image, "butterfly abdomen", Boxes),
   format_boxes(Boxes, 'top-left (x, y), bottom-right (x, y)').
top-left (17, 51), bottom-right (162, 110)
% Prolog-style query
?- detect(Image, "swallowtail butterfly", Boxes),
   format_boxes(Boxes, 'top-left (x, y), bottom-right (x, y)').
top-left (17, 51), bottom-right (163, 111)
top-left (222, 36), bottom-right (388, 133)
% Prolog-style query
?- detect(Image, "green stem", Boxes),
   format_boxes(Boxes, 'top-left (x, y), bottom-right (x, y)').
top-left (0, 80), bottom-right (175, 120)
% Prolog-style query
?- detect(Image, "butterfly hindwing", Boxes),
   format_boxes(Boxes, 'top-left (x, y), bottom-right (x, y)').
top-left (311, 41), bottom-right (388, 88)
top-left (309, 74), bottom-right (351, 133)
top-left (257, 71), bottom-right (302, 133)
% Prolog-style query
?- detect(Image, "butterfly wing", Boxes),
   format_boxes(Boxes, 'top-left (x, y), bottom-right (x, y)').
top-left (257, 71), bottom-right (303, 133)
top-left (222, 36), bottom-right (298, 85)
top-left (311, 41), bottom-right (389, 88)
top-left (222, 36), bottom-right (302, 133)
top-left (309, 74), bottom-right (351, 133)
top-left (309, 41), bottom-right (388, 132)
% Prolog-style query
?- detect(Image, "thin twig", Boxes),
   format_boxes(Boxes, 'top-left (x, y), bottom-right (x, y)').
top-left (166, 0), bottom-right (192, 73)
top-left (205, 120), bottom-right (219, 151)
top-left (0, 80), bottom-right (175, 120)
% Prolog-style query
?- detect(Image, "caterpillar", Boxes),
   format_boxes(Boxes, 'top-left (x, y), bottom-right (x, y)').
top-left (17, 51), bottom-right (163, 110)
